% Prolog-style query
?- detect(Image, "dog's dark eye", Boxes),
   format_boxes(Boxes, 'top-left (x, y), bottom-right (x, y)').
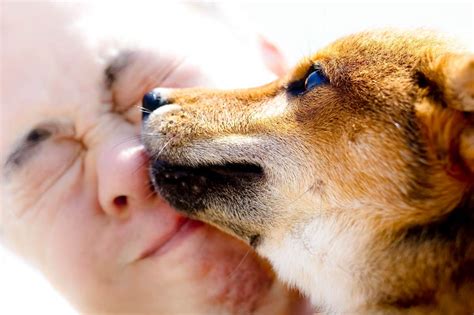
top-left (288, 64), bottom-right (329, 96)
top-left (305, 68), bottom-right (328, 90)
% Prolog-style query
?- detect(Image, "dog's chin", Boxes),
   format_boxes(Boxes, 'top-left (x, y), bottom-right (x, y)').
top-left (150, 159), bottom-right (264, 214)
top-left (149, 159), bottom-right (266, 245)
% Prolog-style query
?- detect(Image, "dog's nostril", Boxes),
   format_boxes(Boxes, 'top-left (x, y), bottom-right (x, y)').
top-left (141, 91), bottom-right (169, 120)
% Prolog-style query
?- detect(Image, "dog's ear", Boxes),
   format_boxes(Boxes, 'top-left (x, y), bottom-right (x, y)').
top-left (257, 35), bottom-right (288, 77)
top-left (416, 53), bottom-right (474, 180)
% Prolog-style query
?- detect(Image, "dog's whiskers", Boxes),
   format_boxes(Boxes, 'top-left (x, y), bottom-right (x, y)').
top-left (129, 135), bottom-right (176, 181)
top-left (151, 136), bottom-right (175, 161)
top-left (136, 105), bottom-right (152, 114)
top-left (145, 186), bottom-right (157, 200)
top-left (226, 248), bottom-right (252, 280)
top-left (108, 135), bottom-right (143, 150)
top-left (111, 133), bottom-right (162, 152)
top-left (283, 181), bottom-right (318, 210)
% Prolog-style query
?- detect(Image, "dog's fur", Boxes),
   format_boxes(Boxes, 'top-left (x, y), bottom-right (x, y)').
top-left (143, 30), bottom-right (474, 314)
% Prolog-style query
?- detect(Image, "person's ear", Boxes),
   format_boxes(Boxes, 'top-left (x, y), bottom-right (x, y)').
top-left (416, 53), bottom-right (474, 180)
top-left (257, 35), bottom-right (288, 77)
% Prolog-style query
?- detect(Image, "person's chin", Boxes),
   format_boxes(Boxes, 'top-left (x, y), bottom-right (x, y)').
top-left (132, 222), bottom-right (294, 314)
top-left (163, 223), bottom-right (278, 312)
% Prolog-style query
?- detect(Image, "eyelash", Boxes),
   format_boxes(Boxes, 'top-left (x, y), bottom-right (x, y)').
top-left (6, 129), bottom-right (53, 167)
top-left (6, 121), bottom-right (79, 169)
top-left (25, 128), bottom-right (52, 144)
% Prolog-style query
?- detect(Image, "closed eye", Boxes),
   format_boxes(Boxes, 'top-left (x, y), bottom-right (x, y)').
top-left (3, 120), bottom-right (83, 215)
top-left (6, 127), bottom-right (53, 168)
top-left (4, 120), bottom-right (77, 170)
top-left (287, 63), bottom-right (329, 96)
top-left (26, 128), bottom-right (52, 143)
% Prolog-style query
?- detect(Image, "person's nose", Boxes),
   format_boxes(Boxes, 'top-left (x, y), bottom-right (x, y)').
top-left (96, 141), bottom-right (153, 218)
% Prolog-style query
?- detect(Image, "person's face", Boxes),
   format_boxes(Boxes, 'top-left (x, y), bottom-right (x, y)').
top-left (0, 3), bottom-right (285, 314)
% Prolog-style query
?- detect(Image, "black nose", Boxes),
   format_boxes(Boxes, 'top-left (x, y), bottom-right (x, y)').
top-left (142, 90), bottom-right (169, 120)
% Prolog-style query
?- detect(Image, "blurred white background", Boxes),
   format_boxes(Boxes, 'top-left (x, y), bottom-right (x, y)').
top-left (227, 2), bottom-right (473, 64)
top-left (1, 1), bottom-right (472, 314)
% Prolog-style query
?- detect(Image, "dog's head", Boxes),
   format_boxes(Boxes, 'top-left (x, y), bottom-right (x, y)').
top-left (142, 31), bottom-right (474, 305)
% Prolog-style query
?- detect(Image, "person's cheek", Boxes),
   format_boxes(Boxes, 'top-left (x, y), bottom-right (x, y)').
top-left (1, 143), bottom-right (83, 265)
top-left (144, 226), bottom-right (276, 312)
top-left (4, 140), bottom-right (83, 219)
top-left (192, 231), bottom-right (275, 309)
top-left (40, 197), bottom-right (116, 310)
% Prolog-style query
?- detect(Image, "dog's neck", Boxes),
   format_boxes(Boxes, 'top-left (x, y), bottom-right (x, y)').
top-left (259, 214), bottom-right (376, 313)
top-left (402, 189), bottom-right (474, 246)
top-left (259, 192), bottom-right (474, 313)
top-left (386, 190), bottom-right (474, 310)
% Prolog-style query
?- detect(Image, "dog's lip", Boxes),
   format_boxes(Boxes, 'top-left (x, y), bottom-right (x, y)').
top-left (152, 160), bottom-right (265, 180)
top-left (138, 217), bottom-right (205, 260)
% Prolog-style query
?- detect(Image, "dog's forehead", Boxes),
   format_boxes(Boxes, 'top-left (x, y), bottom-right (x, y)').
top-left (313, 30), bottom-right (450, 70)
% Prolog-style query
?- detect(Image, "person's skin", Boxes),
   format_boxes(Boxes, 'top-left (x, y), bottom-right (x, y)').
top-left (0, 3), bottom-right (306, 314)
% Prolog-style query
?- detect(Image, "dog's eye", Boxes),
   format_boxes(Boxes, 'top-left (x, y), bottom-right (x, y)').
top-left (305, 68), bottom-right (328, 91)
top-left (288, 64), bottom-right (329, 96)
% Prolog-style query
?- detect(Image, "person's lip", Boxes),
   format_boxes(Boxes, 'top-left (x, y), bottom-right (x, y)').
top-left (139, 217), bottom-right (205, 260)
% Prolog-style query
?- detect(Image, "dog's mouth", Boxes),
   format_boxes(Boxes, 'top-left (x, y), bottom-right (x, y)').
top-left (150, 160), bottom-right (265, 214)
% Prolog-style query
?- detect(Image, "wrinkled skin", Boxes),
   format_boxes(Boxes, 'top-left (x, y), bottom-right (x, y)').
top-left (0, 3), bottom-right (303, 314)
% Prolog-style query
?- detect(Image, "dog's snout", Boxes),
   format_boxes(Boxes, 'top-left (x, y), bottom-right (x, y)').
top-left (141, 89), bottom-right (170, 120)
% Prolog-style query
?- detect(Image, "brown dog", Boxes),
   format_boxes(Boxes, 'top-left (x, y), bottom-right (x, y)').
top-left (142, 30), bottom-right (474, 314)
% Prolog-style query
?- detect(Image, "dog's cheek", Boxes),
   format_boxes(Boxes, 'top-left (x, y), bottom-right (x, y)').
top-left (200, 205), bottom-right (268, 244)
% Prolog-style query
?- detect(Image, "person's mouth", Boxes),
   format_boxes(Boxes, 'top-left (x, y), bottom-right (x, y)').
top-left (139, 217), bottom-right (205, 260)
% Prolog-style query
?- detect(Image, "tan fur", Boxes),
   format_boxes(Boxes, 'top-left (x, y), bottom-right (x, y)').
top-left (143, 30), bottom-right (474, 313)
